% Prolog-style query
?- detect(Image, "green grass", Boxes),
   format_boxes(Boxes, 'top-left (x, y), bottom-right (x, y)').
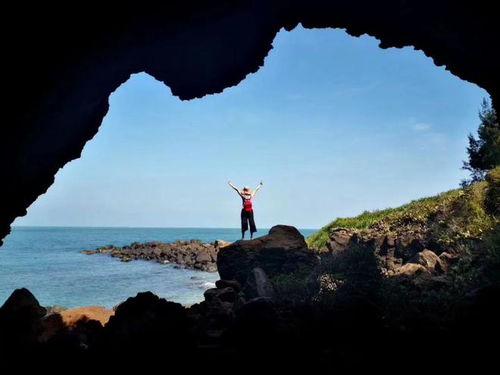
top-left (306, 183), bottom-right (493, 250)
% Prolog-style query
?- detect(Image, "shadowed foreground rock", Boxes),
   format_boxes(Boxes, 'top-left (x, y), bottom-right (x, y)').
top-left (0, 288), bottom-right (46, 351)
top-left (216, 225), bottom-right (319, 296)
top-left (1, 225), bottom-right (499, 370)
top-left (97, 291), bottom-right (194, 355)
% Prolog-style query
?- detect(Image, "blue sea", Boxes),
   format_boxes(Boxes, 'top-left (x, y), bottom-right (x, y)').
top-left (0, 226), bottom-right (316, 309)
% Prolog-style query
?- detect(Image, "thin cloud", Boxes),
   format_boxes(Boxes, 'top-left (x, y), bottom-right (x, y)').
top-left (429, 133), bottom-right (447, 145)
top-left (411, 123), bottom-right (431, 131)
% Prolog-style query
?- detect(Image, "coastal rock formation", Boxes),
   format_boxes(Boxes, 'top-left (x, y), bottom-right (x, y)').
top-left (217, 225), bottom-right (319, 296)
top-left (83, 239), bottom-right (231, 272)
top-left (0, 218), bottom-right (498, 369)
top-left (185, 225), bottom-right (316, 346)
top-left (319, 227), bottom-right (455, 279)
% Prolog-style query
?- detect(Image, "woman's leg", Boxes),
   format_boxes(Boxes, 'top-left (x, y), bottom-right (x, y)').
top-left (241, 209), bottom-right (248, 239)
top-left (249, 210), bottom-right (257, 239)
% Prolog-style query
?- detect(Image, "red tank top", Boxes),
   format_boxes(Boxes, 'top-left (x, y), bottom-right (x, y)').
top-left (241, 193), bottom-right (253, 211)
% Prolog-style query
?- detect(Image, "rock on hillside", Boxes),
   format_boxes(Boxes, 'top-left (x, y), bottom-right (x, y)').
top-left (322, 227), bottom-right (458, 278)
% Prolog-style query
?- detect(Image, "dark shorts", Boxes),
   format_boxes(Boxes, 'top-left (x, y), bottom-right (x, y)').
top-left (241, 209), bottom-right (257, 234)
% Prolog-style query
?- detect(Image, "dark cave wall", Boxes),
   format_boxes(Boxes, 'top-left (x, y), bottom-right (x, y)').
top-left (1, 0), bottom-right (499, 244)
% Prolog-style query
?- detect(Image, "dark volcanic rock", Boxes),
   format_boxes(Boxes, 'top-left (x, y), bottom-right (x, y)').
top-left (245, 267), bottom-right (275, 298)
top-left (204, 287), bottom-right (238, 303)
top-left (408, 249), bottom-right (446, 274)
top-left (318, 225), bottom-right (456, 277)
top-left (217, 225), bottom-right (319, 287)
top-left (83, 239), bottom-right (228, 272)
top-left (225, 297), bottom-right (282, 353)
top-left (326, 227), bottom-right (353, 253)
top-left (215, 279), bottom-right (242, 292)
top-left (100, 291), bottom-right (193, 354)
top-left (0, 288), bottom-right (47, 351)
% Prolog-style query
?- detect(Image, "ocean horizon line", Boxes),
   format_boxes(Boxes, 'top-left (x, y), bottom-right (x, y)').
top-left (11, 225), bottom-right (320, 231)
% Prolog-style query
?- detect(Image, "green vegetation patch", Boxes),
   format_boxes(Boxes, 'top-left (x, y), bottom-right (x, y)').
top-left (306, 182), bottom-right (494, 250)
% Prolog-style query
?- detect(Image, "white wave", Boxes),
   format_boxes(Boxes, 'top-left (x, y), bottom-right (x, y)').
top-left (201, 281), bottom-right (216, 289)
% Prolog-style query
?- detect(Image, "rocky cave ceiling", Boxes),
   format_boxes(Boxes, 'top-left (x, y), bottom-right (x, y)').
top-left (1, 0), bottom-right (498, 244)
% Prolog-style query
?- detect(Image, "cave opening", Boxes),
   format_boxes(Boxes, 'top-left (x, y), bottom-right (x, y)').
top-left (0, 26), bottom-right (488, 309)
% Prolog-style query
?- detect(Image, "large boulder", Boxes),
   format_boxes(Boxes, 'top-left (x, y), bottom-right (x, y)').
top-left (217, 225), bottom-right (318, 287)
top-left (99, 291), bottom-right (193, 354)
top-left (0, 288), bottom-right (47, 351)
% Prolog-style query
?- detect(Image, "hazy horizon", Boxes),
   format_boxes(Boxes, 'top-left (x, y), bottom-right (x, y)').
top-left (10, 225), bottom-right (319, 230)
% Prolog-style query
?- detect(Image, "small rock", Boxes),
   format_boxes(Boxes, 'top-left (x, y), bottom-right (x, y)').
top-left (395, 263), bottom-right (432, 277)
top-left (438, 252), bottom-right (458, 271)
top-left (214, 239), bottom-right (232, 248)
top-left (204, 287), bottom-right (238, 303)
top-left (196, 251), bottom-right (211, 263)
top-left (44, 305), bottom-right (68, 315)
top-left (408, 249), bottom-right (445, 274)
top-left (386, 236), bottom-right (396, 248)
top-left (216, 279), bottom-right (242, 292)
top-left (326, 227), bottom-right (353, 253)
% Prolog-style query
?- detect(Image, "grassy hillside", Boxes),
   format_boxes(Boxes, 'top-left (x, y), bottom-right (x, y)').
top-left (306, 179), bottom-right (496, 252)
top-left (273, 169), bottom-right (499, 345)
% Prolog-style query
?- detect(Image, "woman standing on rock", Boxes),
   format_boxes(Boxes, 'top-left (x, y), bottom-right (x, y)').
top-left (228, 180), bottom-right (263, 240)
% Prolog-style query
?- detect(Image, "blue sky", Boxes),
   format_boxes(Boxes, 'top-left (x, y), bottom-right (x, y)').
top-left (14, 26), bottom-right (488, 229)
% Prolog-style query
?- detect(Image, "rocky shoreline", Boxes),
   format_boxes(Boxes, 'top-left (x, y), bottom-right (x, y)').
top-left (1, 224), bottom-right (499, 370)
top-left (82, 238), bottom-right (232, 272)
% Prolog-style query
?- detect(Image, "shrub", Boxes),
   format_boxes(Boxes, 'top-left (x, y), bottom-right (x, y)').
top-left (485, 166), bottom-right (500, 216)
top-left (271, 265), bottom-right (320, 306)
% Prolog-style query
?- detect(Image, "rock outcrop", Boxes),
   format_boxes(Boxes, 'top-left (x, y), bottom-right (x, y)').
top-left (0, 288), bottom-right (47, 351)
top-left (408, 249), bottom-right (446, 274)
top-left (99, 291), bottom-right (194, 354)
top-left (0, 218), bottom-right (498, 370)
top-left (83, 238), bottom-right (232, 272)
top-left (217, 225), bottom-right (319, 297)
top-left (319, 227), bottom-right (457, 278)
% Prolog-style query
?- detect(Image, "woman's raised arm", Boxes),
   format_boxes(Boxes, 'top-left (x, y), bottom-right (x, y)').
top-left (252, 181), bottom-right (263, 197)
top-left (228, 181), bottom-right (242, 195)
